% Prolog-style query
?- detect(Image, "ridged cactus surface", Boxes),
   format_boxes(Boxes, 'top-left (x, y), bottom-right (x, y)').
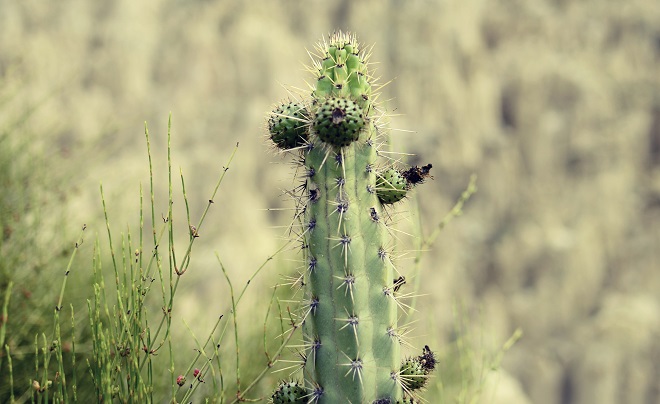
top-left (267, 31), bottom-right (434, 404)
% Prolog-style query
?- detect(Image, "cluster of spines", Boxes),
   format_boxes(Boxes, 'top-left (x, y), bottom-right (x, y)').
top-left (267, 31), bottom-right (435, 403)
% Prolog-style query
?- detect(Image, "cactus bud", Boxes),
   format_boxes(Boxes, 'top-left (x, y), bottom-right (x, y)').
top-left (313, 97), bottom-right (365, 147)
top-left (268, 102), bottom-right (309, 149)
top-left (376, 168), bottom-right (408, 204)
top-left (399, 357), bottom-right (427, 391)
top-left (271, 380), bottom-right (307, 404)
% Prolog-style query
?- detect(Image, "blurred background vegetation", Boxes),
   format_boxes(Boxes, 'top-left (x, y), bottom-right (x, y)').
top-left (1, 0), bottom-right (659, 403)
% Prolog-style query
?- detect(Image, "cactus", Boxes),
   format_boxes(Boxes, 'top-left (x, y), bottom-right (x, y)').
top-left (267, 31), bottom-right (434, 403)
top-left (375, 168), bottom-right (408, 204)
top-left (268, 101), bottom-right (310, 149)
top-left (313, 97), bottom-right (365, 147)
top-left (271, 380), bottom-right (307, 404)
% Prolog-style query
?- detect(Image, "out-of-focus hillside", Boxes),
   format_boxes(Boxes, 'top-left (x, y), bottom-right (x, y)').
top-left (1, 0), bottom-right (658, 403)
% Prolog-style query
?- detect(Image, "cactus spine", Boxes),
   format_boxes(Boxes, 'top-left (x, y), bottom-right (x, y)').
top-left (267, 32), bottom-right (434, 403)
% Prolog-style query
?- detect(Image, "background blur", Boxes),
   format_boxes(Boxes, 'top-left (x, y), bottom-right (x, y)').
top-left (1, 0), bottom-right (659, 403)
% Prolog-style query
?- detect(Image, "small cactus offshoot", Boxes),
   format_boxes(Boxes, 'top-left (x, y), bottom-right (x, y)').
top-left (268, 102), bottom-right (309, 150)
top-left (266, 31), bottom-right (435, 403)
top-left (271, 380), bottom-right (307, 404)
top-left (376, 168), bottom-right (408, 204)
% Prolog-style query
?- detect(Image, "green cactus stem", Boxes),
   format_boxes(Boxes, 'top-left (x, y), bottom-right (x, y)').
top-left (311, 32), bottom-right (373, 112)
top-left (301, 121), bottom-right (400, 402)
top-left (267, 31), bottom-right (435, 404)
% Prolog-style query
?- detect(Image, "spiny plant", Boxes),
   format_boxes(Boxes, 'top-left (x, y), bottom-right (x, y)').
top-left (266, 31), bottom-right (436, 404)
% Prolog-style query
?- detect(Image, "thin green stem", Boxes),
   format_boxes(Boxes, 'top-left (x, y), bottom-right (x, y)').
top-left (54, 316), bottom-right (67, 403)
top-left (176, 142), bottom-right (239, 276)
top-left (70, 305), bottom-right (77, 402)
top-left (179, 318), bottom-right (220, 402)
top-left (55, 225), bottom-right (86, 311)
top-left (0, 280), bottom-right (12, 371)
top-left (5, 344), bottom-right (14, 403)
top-left (263, 286), bottom-right (279, 364)
top-left (217, 254), bottom-right (241, 399)
top-left (166, 114), bottom-right (177, 397)
top-left (28, 225), bottom-right (86, 403)
top-left (177, 314), bottom-right (225, 404)
top-left (212, 238), bottom-right (294, 370)
top-left (139, 138), bottom-right (239, 371)
top-left (214, 338), bottom-right (225, 404)
top-left (180, 168), bottom-right (194, 271)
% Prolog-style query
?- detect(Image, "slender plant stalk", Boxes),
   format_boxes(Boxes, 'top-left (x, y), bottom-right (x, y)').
top-left (0, 281), bottom-right (12, 371)
top-left (5, 344), bottom-right (14, 402)
top-left (218, 255), bottom-right (242, 398)
top-left (70, 305), bottom-right (77, 402)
